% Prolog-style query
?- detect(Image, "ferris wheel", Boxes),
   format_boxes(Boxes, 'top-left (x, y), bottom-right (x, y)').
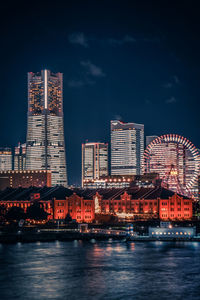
top-left (144, 134), bottom-right (200, 195)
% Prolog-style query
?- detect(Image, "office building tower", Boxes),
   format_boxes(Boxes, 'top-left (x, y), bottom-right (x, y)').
top-left (82, 142), bottom-right (108, 187)
top-left (0, 148), bottom-right (12, 171)
top-left (14, 142), bottom-right (26, 170)
top-left (146, 135), bottom-right (158, 147)
top-left (111, 120), bottom-right (144, 176)
top-left (26, 70), bottom-right (67, 187)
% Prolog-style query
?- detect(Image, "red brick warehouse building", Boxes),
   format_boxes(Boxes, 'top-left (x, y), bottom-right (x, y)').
top-left (0, 186), bottom-right (193, 222)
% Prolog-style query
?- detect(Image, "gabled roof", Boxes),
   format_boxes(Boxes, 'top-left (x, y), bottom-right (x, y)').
top-left (0, 185), bottom-right (190, 201)
top-left (0, 186), bottom-right (73, 201)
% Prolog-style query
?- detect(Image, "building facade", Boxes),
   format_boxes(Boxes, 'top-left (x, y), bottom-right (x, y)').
top-left (0, 148), bottom-right (12, 171)
top-left (111, 120), bottom-right (144, 176)
top-left (83, 174), bottom-right (160, 189)
top-left (82, 142), bottom-right (108, 187)
top-left (0, 170), bottom-right (51, 190)
top-left (0, 186), bottom-right (193, 222)
top-left (14, 143), bottom-right (26, 171)
top-left (25, 70), bottom-right (67, 187)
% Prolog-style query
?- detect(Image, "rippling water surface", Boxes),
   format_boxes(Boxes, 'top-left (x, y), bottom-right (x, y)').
top-left (0, 240), bottom-right (200, 300)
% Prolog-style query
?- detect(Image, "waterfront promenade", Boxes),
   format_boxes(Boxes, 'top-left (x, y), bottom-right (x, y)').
top-left (0, 227), bottom-right (200, 244)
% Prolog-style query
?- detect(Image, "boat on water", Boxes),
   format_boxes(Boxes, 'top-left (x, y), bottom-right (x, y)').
top-left (126, 222), bottom-right (199, 241)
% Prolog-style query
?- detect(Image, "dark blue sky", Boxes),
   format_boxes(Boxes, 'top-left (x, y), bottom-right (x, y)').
top-left (0, 0), bottom-right (200, 185)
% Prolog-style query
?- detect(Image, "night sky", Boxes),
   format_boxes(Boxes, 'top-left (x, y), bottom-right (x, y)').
top-left (0, 1), bottom-right (200, 185)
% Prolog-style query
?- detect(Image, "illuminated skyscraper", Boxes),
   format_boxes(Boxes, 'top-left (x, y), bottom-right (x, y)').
top-left (26, 70), bottom-right (67, 187)
top-left (14, 142), bottom-right (26, 170)
top-left (82, 142), bottom-right (108, 187)
top-left (111, 120), bottom-right (144, 175)
top-left (0, 148), bottom-right (12, 171)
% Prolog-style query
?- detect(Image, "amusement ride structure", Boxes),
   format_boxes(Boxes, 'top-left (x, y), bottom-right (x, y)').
top-left (144, 134), bottom-right (200, 197)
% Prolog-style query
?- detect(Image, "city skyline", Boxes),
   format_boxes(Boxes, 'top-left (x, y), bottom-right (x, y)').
top-left (0, 84), bottom-right (200, 186)
top-left (0, 1), bottom-right (200, 186)
top-left (1, 3), bottom-right (200, 300)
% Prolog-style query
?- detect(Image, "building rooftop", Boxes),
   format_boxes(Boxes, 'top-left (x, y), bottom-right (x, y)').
top-left (0, 186), bottom-right (189, 201)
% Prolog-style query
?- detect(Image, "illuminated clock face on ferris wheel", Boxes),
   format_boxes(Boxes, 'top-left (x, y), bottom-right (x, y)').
top-left (144, 134), bottom-right (200, 196)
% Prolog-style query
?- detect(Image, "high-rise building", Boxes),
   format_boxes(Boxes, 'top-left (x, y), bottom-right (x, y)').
top-left (14, 142), bottom-right (26, 170)
top-left (25, 70), bottom-right (67, 187)
top-left (146, 135), bottom-right (158, 147)
top-left (82, 142), bottom-right (108, 187)
top-left (111, 120), bottom-right (144, 176)
top-left (0, 148), bottom-right (12, 171)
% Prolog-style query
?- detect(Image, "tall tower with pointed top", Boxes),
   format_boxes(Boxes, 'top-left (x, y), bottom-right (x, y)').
top-left (25, 70), bottom-right (67, 187)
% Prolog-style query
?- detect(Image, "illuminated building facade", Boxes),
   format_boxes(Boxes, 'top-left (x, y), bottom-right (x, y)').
top-left (82, 142), bottom-right (108, 187)
top-left (25, 70), bottom-right (67, 187)
top-left (111, 120), bottom-right (144, 176)
top-left (0, 148), bottom-right (12, 171)
top-left (144, 134), bottom-right (200, 198)
top-left (14, 143), bottom-right (26, 170)
top-left (83, 174), bottom-right (160, 189)
top-left (0, 186), bottom-right (193, 222)
top-left (0, 170), bottom-right (51, 190)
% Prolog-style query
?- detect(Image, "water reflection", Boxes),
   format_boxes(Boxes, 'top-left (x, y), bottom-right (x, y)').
top-left (126, 242), bottom-right (135, 251)
top-left (0, 241), bottom-right (200, 300)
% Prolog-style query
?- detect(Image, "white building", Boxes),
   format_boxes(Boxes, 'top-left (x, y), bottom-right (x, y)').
top-left (0, 148), bottom-right (12, 171)
top-left (82, 142), bottom-right (108, 187)
top-left (111, 120), bottom-right (144, 176)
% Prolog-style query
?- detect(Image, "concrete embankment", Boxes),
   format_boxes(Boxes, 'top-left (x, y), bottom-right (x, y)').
top-left (126, 236), bottom-right (200, 242)
top-left (0, 230), bottom-right (126, 244)
top-left (1, 230), bottom-right (200, 244)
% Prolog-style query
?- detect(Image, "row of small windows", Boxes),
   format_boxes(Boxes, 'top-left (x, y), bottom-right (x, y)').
top-left (161, 202), bottom-right (190, 206)
top-left (152, 231), bottom-right (191, 236)
top-left (161, 213), bottom-right (190, 218)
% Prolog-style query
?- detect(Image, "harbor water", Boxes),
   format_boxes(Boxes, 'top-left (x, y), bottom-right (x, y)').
top-left (0, 240), bottom-right (200, 299)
